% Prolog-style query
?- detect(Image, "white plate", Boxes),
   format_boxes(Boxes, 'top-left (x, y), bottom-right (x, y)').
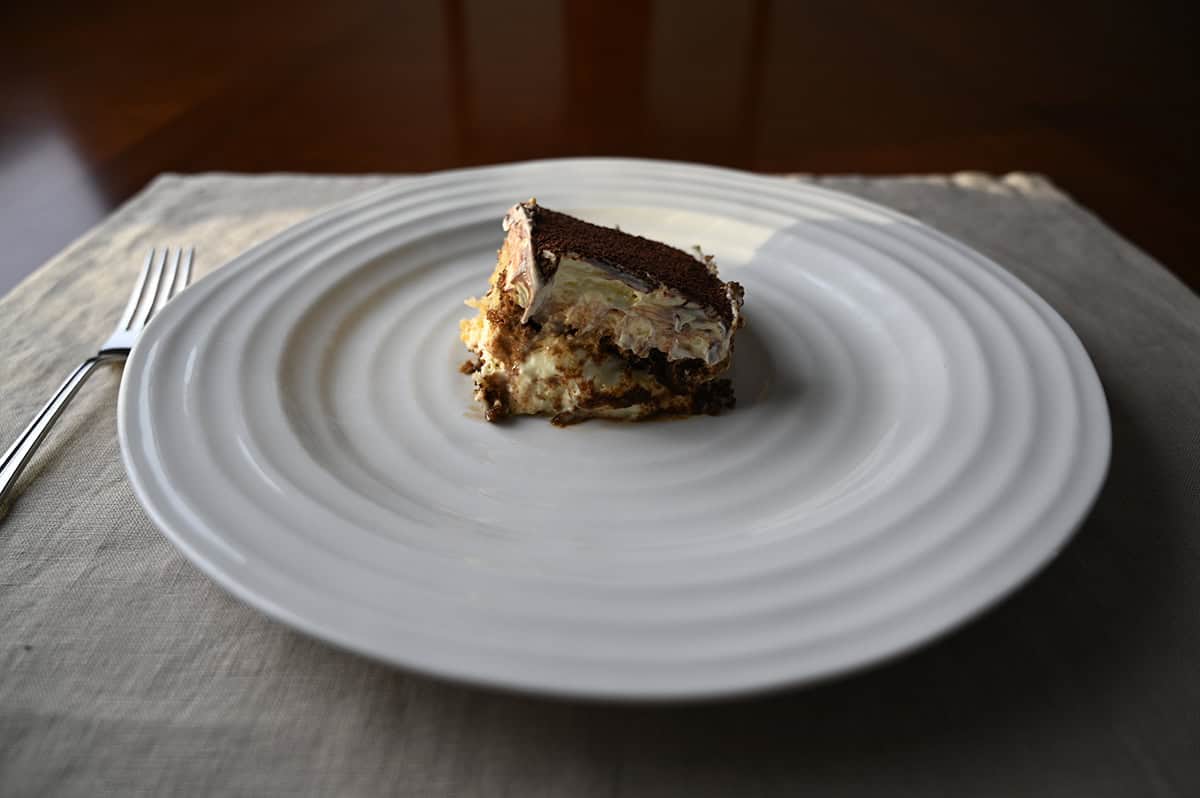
top-left (119, 159), bottom-right (1109, 699)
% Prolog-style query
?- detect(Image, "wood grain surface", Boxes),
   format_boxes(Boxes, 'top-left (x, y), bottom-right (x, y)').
top-left (2, 0), bottom-right (1197, 296)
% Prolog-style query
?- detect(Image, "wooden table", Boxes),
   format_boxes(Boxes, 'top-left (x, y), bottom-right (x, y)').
top-left (2, 0), bottom-right (1197, 296)
top-left (2, 2), bottom-right (1198, 795)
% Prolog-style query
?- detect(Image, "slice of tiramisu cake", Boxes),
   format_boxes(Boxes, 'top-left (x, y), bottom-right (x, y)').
top-left (460, 200), bottom-right (745, 425)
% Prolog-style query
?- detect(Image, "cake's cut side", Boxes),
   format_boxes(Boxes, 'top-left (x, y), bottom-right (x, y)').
top-left (460, 200), bottom-right (745, 425)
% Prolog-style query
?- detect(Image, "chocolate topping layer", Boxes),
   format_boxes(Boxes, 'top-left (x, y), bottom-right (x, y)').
top-left (524, 202), bottom-right (737, 325)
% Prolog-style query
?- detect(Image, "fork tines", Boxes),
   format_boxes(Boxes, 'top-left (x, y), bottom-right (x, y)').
top-left (119, 247), bottom-right (195, 331)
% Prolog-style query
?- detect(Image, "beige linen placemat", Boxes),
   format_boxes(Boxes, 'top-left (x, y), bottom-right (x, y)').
top-left (2, 173), bottom-right (1198, 796)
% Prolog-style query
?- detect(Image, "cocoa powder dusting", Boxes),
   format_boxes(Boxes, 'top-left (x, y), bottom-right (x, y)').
top-left (527, 203), bottom-right (739, 325)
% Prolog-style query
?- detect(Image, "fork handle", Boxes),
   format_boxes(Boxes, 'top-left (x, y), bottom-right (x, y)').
top-left (1, 356), bottom-right (113, 508)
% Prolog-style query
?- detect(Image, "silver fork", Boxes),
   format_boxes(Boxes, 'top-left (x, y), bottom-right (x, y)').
top-left (0, 248), bottom-right (194, 507)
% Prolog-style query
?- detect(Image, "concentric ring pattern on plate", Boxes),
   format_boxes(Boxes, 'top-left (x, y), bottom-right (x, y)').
top-left (119, 159), bottom-right (1109, 699)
